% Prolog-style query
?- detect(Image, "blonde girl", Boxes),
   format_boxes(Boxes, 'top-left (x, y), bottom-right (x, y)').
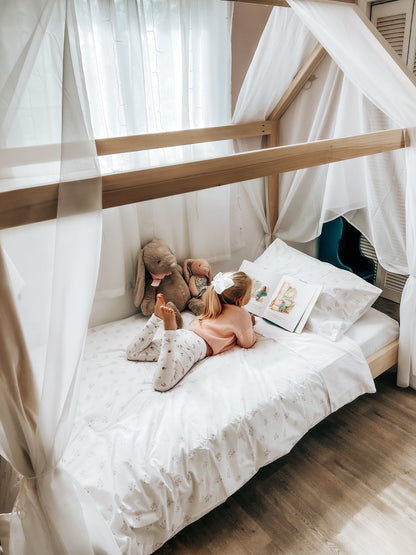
top-left (126, 271), bottom-right (257, 392)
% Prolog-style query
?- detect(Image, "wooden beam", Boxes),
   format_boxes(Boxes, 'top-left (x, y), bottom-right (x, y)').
top-left (266, 120), bottom-right (280, 234)
top-left (226, 0), bottom-right (357, 6)
top-left (367, 338), bottom-right (399, 378)
top-left (96, 121), bottom-right (272, 156)
top-left (0, 123), bottom-right (272, 168)
top-left (226, 0), bottom-right (290, 7)
top-left (269, 44), bottom-right (328, 121)
top-left (0, 128), bottom-right (406, 230)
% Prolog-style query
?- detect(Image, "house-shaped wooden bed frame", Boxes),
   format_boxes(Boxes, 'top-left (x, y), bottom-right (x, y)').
top-left (0, 0), bottom-right (404, 378)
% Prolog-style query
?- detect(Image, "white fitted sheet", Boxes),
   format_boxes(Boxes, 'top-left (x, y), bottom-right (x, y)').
top-left (63, 309), bottom-right (395, 555)
top-left (344, 306), bottom-right (399, 358)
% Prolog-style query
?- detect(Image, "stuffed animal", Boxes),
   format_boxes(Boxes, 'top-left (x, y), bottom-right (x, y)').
top-left (183, 258), bottom-right (213, 316)
top-left (134, 238), bottom-right (191, 328)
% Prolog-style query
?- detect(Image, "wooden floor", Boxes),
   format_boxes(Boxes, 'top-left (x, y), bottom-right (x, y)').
top-left (156, 371), bottom-right (416, 555)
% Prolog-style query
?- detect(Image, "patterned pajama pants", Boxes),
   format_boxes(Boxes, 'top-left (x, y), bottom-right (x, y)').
top-left (126, 314), bottom-right (207, 391)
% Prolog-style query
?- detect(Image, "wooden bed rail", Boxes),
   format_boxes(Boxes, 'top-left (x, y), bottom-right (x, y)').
top-left (0, 128), bottom-right (406, 230)
top-left (224, 0), bottom-right (357, 7)
top-left (368, 338), bottom-right (399, 378)
top-left (96, 121), bottom-right (272, 156)
top-left (0, 122), bottom-right (272, 168)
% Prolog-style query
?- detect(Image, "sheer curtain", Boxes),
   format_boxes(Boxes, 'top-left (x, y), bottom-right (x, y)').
top-left (0, 0), bottom-right (120, 553)
top-left (231, 8), bottom-right (318, 255)
top-left (234, 2), bottom-right (416, 388)
top-left (285, 0), bottom-right (416, 388)
top-left (74, 0), bottom-right (234, 325)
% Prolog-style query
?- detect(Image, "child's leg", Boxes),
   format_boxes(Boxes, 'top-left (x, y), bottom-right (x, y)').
top-left (126, 294), bottom-right (164, 361)
top-left (128, 338), bottom-right (162, 362)
top-left (153, 307), bottom-right (206, 392)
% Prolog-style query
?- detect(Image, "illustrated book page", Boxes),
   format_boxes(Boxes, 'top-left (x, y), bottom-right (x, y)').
top-left (240, 259), bottom-right (322, 333)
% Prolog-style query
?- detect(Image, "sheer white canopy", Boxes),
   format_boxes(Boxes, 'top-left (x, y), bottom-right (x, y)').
top-left (235, 1), bottom-right (416, 388)
top-left (0, 1), bottom-right (234, 552)
top-left (1, 0), bottom-right (416, 552)
top-left (75, 0), bottom-right (234, 326)
top-left (0, 0), bottom-right (122, 551)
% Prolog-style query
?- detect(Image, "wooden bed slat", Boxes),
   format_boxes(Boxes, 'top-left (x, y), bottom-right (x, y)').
top-left (96, 121), bottom-right (273, 156)
top-left (0, 128), bottom-right (406, 229)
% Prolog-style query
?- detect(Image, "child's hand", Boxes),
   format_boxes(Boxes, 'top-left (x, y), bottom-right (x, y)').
top-left (251, 313), bottom-right (256, 326)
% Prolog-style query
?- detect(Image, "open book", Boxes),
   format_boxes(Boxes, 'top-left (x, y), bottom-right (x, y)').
top-left (240, 260), bottom-right (322, 333)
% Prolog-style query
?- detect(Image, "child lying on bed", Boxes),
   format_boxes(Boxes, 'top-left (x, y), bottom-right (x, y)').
top-left (126, 271), bottom-right (257, 391)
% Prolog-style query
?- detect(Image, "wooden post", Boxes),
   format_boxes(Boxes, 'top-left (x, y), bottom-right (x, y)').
top-left (269, 44), bottom-right (328, 121)
top-left (266, 120), bottom-right (280, 235)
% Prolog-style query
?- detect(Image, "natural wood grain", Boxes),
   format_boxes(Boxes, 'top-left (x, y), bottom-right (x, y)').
top-left (0, 123), bottom-right (272, 167)
top-left (0, 457), bottom-right (18, 514)
top-left (225, 0), bottom-right (290, 7)
top-left (96, 122), bottom-right (273, 156)
top-left (0, 128), bottom-right (406, 229)
top-left (156, 371), bottom-right (416, 555)
top-left (367, 338), bottom-right (399, 378)
top-left (226, 0), bottom-right (357, 6)
top-left (265, 120), bottom-right (280, 234)
top-left (269, 44), bottom-right (328, 121)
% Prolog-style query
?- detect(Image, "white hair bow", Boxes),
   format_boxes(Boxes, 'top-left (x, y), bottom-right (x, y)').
top-left (211, 272), bottom-right (234, 295)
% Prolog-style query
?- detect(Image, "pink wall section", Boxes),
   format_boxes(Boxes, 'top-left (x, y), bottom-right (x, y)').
top-left (231, 3), bottom-right (272, 113)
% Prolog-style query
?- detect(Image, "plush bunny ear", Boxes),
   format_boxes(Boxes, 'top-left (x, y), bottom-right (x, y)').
top-left (183, 259), bottom-right (193, 284)
top-left (207, 265), bottom-right (213, 283)
top-left (133, 248), bottom-right (146, 308)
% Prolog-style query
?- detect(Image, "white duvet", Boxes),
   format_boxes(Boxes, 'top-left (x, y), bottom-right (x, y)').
top-left (63, 312), bottom-right (375, 555)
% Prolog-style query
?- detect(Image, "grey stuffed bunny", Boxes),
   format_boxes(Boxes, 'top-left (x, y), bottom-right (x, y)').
top-left (133, 238), bottom-right (191, 328)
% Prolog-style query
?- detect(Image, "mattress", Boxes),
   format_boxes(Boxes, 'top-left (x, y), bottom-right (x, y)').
top-left (344, 306), bottom-right (399, 358)
top-left (62, 308), bottom-right (398, 555)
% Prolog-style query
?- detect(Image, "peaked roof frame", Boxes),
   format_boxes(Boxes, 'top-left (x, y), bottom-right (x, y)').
top-left (0, 0), bottom-right (412, 231)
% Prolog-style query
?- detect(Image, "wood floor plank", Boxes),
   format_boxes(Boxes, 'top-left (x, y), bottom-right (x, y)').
top-left (155, 373), bottom-right (416, 554)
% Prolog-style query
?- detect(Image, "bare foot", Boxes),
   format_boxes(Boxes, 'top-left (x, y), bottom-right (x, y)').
top-left (155, 293), bottom-right (165, 319)
top-left (161, 305), bottom-right (177, 331)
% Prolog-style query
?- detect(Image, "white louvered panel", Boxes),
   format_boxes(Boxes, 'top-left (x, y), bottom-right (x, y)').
top-left (370, 0), bottom-right (414, 63)
top-left (385, 271), bottom-right (408, 293)
top-left (360, 236), bottom-right (378, 283)
top-left (376, 13), bottom-right (407, 55)
top-left (366, 1), bottom-right (412, 302)
top-left (360, 236), bottom-right (407, 302)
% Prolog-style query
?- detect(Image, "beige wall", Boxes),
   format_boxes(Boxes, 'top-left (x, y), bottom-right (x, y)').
top-left (231, 3), bottom-right (272, 113)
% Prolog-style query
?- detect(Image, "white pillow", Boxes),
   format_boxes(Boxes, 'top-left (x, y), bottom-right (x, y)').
top-left (254, 238), bottom-right (382, 341)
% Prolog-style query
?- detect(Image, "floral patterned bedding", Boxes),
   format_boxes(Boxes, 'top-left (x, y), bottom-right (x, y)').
top-left (63, 311), bottom-right (376, 555)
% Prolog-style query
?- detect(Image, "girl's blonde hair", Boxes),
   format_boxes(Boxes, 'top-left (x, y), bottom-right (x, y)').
top-left (197, 271), bottom-right (252, 320)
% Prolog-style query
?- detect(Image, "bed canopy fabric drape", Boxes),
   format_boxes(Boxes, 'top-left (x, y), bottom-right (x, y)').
top-left (0, 0), bottom-right (120, 552)
top-left (234, 0), bottom-right (416, 389)
top-left (0, 0), bottom-right (234, 552)
top-left (1, 0), bottom-right (415, 552)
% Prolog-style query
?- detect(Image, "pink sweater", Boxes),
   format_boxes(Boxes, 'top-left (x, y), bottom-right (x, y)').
top-left (190, 304), bottom-right (257, 355)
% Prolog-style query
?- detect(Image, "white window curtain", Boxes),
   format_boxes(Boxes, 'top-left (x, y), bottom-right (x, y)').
top-left (0, 0), bottom-right (120, 553)
top-left (74, 0), bottom-right (234, 321)
top-left (233, 2), bottom-right (416, 389)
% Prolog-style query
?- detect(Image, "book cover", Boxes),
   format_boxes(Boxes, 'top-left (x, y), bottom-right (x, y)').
top-left (240, 259), bottom-right (322, 333)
